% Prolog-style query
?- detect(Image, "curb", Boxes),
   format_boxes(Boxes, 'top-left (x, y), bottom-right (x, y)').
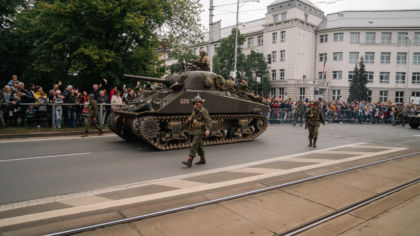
top-left (0, 130), bottom-right (112, 139)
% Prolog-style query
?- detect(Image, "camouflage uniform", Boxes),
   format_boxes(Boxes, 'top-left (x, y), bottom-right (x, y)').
top-left (82, 94), bottom-right (103, 136)
top-left (237, 80), bottom-right (248, 99)
top-left (183, 95), bottom-right (211, 167)
top-left (393, 104), bottom-right (405, 127)
top-left (305, 103), bottom-right (325, 147)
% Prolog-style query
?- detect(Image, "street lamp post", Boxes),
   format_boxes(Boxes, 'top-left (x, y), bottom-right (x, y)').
top-left (233, 0), bottom-right (259, 83)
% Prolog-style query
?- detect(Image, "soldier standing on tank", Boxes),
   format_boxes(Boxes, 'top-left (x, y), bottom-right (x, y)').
top-left (393, 103), bottom-right (405, 127)
top-left (306, 101), bottom-right (325, 148)
top-left (193, 51), bottom-right (210, 71)
top-left (182, 94), bottom-right (211, 167)
top-left (81, 94), bottom-right (104, 137)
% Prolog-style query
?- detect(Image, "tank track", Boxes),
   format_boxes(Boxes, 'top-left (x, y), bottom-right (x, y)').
top-left (134, 113), bottom-right (268, 151)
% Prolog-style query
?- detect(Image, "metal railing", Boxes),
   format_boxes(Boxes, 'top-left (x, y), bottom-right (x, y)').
top-left (0, 103), bottom-right (125, 129)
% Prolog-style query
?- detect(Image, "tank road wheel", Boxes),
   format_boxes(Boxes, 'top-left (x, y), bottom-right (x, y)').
top-left (409, 119), bottom-right (419, 129)
top-left (138, 117), bottom-right (161, 143)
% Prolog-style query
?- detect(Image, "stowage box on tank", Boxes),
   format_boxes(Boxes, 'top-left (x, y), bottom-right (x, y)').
top-left (108, 71), bottom-right (269, 150)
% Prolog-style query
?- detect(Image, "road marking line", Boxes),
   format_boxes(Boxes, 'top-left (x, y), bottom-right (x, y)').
top-left (323, 151), bottom-right (373, 155)
top-left (289, 158), bottom-right (331, 163)
top-left (157, 180), bottom-right (204, 189)
top-left (0, 146), bottom-right (408, 227)
top-left (0, 142), bottom-right (367, 211)
top-left (58, 196), bottom-right (110, 207)
top-left (229, 167), bottom-right (281, 174)
top-left (0, 152), bottom-right (91, 163)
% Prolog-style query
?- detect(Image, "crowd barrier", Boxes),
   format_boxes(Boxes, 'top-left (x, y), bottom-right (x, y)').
top-left (266, 108), bottom-right (412, 125)
top-left (0, 103), bottom-right (125, 128)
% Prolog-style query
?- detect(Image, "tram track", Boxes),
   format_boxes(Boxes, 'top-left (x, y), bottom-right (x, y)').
top-left (42, 151), bottom-right (420, 236)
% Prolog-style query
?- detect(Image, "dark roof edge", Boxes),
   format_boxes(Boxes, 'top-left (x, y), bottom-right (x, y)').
top-left (326, 9), bottom-right (420, 16)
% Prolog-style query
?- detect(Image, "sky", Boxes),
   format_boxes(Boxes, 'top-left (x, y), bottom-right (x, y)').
top-left (199, 0), bottom-right (420, 30)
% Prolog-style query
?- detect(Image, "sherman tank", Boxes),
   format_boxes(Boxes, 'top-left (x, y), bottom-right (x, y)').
top-left (108, 71), bottom-right (269, 150)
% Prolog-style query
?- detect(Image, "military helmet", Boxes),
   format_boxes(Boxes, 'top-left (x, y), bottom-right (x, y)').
top-left (192, 94), bottom-right (206, 104)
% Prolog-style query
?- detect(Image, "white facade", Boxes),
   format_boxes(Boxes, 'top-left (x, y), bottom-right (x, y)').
top-left (187, 0), bottom-right (420, 103)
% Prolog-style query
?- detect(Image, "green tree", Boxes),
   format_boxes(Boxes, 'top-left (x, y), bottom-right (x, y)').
top-left (212, 28), bottom-right (245, 79)
top-left (349, 56), bottom-right (369, 102)
top-left (243, 50), bottom-right (271, 97)
top-left (3, 0), bottom-right (203, 90)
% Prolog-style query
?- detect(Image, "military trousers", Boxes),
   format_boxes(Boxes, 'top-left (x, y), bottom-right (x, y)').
top-left (394, 114), bottom-right (405, 125)
top-left (308, 125), bottom-right (319, 139)
top-left (85, 117), bottom-right (101, 131)
top-left (189, 134), bottom-right (205, 157)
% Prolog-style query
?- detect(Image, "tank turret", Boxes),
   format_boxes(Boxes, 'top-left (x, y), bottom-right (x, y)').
top-left (108, 71), bottom-right (269, 150)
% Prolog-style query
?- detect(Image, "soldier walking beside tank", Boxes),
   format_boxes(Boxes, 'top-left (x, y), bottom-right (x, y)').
top-left (182, 94), bottom-right (211, 167)
top-left (305, 101), bottom-right (325, 148)
top-left (82, 94), bottom-right (103, 137)
top-left (393, 103), bottom-right (405, 127)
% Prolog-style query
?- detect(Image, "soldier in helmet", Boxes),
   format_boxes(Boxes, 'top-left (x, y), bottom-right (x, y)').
top-left (305, 101), bottom-right (325, 147)
top-left (182, 94), bottom-right (212, 167)
top-left (192, 51), bottom-right (210, 71)
top-left (81, 94), bottom-right (104, 137)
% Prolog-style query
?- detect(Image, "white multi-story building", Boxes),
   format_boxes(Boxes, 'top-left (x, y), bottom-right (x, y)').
top-left (186, 0), bottom-right (420, 103)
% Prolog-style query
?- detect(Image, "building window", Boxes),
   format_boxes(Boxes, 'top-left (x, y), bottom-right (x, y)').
top-left (379, 91), bottom-right (388, 103)
top-left (381, 32), bottom-right (392, 44)
top-left (380, 52), bottom-right (391, 64)
top-left (350, 32), bottom-right (360, 44)
top-left (366, 72), bottom-right (374, 83)
top-left (333, 52), bottom-right (343, 61)
top-left (412, 91), bottom-right (420, 97)
top-left (380, 72), bottom-right (390, 84)
top-left (320, 34), bottom-right (328, 43)
top-left (349, 52), bottom-right (359, 64)
top-left (367, 90), bottom-right (372, 102)
top-left (413, 72), bottom-right (420, 84)
top-left (398, 32), bottom-right (408, 44)
top-left (365, 52), bottom-right (375, 64)
top-left (271, 69), bottom-right (277, 81)
top-left (334, 33), bottom-right (343, 41)
top-left (348, 71), bottom-right (355, 82)
top-left (280, 50), bottom-right (285, 61)
top-left (279, 88), bottom-right (285, 98)
top-left (299, 88), bottom-right (305, 100)
top-left (273, 14), bottom-right (279, 22)
top-left (272, 32), bottom-right (277, 44)
top-left (414, 32), bottom-right (420, 44)
top-left (396, 72), bottom-right (406, 84)
top-left (271, 51), bottom-right (277, 62)
top-left (413, 53), bottom-right (420, 64)
top-left (397, 52), bottom-right (407, 64)
top-left (257, 35), bottom-right (263, 46)
top-left (319, 72), bottom-right (326, 80)
top-left (332, 90), bottom-right (341, 100)
top-left (319, 53), bottom-right (327, 62)
top-left (365, 32), bottom-right (376, 44)
top-left (332, 71), bottom-right (342, 80)
top-left (395, 91), bottom-right (404, 103)
top-left (304, 14), bottom-right (308, 22)
top-left (271, 88), bottom-right (276, 97)
top-left (247, 37), bottom-right (254, 48)
top-left (280, 31), bottom-right (286, 43)
top-left (279, 69), bottom-right (285, 80)
top-left (281, 12), bottom-right (287, 21)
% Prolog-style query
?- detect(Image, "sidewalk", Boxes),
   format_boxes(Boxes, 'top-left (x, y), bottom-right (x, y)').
top-left (0, 128), bottom-right (111, 139)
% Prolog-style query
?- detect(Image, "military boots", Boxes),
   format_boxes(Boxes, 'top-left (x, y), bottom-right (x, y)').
top-left (313, 138), bottom-right (317, 148)
top-left (81, 130), bottom-right (88, 137)
top-left (182, 156), bottom-right (194, 167)
top-left (308, 138), bottom-right (312, 147)
top-left (195, 155), bottom-right (206, 165)
top-left (98, 129), bottom-right (104, 135)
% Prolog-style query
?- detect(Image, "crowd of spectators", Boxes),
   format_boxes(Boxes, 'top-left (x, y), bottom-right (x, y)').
top-left (1, 74), bottom-right (419, 128)
top-left (266, 97), bottom-right (419, 124)
top-left (0, 75), bottom-right (147, 128)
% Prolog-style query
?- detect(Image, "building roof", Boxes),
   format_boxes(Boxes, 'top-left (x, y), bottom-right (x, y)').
top-left (318, 10), bottom-right (420, 30)
top-left (268, 0), bottom-right (322, 12)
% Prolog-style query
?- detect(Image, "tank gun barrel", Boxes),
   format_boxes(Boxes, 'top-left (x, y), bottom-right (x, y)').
top-left (124, 74), bottom-right (171, 85)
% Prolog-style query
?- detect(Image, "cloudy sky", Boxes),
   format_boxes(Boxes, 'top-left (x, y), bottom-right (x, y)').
top-left (199, 0), bottom-right (420, 30)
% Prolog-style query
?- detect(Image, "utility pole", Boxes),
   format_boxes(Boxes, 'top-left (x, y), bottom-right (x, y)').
top-left (233, 0), bottom-right (240, 82)
top-left (209, 0), bottom-right (214, 72)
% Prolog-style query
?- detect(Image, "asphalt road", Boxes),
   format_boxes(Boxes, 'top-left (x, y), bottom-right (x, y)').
top-left (0, 124), bottom-right (418, 205)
